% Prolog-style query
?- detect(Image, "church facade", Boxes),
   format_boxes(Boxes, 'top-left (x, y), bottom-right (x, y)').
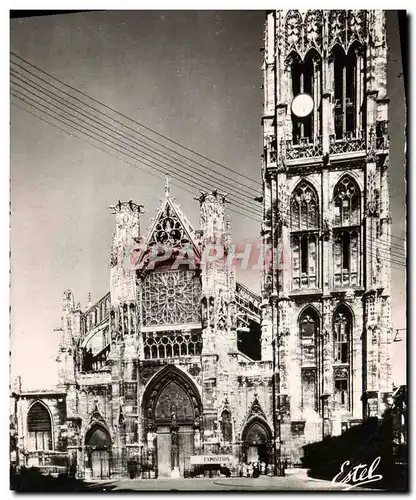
top-left (11, 9), bottom-right (393, 479)
top-left (12, 188), bottom-right (271, 479)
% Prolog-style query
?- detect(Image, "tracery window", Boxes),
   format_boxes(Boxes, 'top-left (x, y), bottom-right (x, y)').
top-left (333, 176), bottom-right (361, 287)
top-left (291, 181), bottom-right (320, 289)
top-left (334, 176), bottom-right (360, 226)
top-left (27, 403), bottom-right (52, 451)
top-left (143, 330), bottom-right (202, 360)
top-left (142, 270), bottom-right (201, 326)
top-left (148, 202), bottom-right (191, 247)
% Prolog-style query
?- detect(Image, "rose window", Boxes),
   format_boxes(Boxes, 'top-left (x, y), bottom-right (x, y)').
top-left (142, 271), bottom-right (201, 326)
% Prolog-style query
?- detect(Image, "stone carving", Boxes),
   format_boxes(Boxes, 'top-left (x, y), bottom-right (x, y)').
top-left (285, 10), bottom-right (303, 54)
top-left (303, 10), bottom-right (323, 54)
top-left (328, 10), bottom-right (347, 50)
top-left (347, 10), bottom-right (366, 46)
top-left (285, 10), bottom-right (323, 58)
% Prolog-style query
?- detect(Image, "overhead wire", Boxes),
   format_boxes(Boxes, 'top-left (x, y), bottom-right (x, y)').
top-left (10, 52), bottom-right (260, 187)
top-left (10, 52), bottom-right (406, 270)
top-left (10, 72), bottom-right (262, 219)
top-left (10, 93), bottom-right (261, 224)
top-left (10, 64), bottom-right (262, 209)
top-left (10, 52), bottom-right (406, 248)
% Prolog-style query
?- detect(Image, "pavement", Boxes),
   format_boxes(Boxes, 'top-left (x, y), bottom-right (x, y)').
top-left (84, 469), bottom-right (372, 492)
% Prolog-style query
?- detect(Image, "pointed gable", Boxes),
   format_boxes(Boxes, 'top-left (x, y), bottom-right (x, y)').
top-left (135, 193), bottom-right (201, 273)
top-left (243, 394), bottom-right (268, 424)
top-left (147, 197), bottom-right (196, 249)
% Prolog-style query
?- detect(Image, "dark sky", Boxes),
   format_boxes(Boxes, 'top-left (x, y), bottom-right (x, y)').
top-left (10, 11), bottom-right (406, 389)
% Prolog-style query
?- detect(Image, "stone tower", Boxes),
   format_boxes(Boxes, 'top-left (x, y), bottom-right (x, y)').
top-left (261, 10), bottom-right (392, 463)
top-left (198, 191), bottom-right (237, 450)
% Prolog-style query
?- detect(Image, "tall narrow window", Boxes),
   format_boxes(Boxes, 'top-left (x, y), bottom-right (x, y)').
top-left (290, 53), bottom-right (319, 144)
top-left (291, 181), bottom-right (319, 289)
top-left (333, 306), bottom-right (351, 364)
top-left (300, 308), bottom-right (319, 411)
top-left (333, 176), bottom-right (361, 287)
top-left (342, 232), bottom-right (350, 271)
top-left (334, 377), bottom-right (349, 408)
top-left (220, 410), bottom-right (232, 443)
top-left (333, 306), bottom-right (352, 410)
top-left (332, 45), bottom-right (363, 140)
top-left (301, 236), bottom-right (308, 274)
top-left (300, 308), bottom-right (318, 366)
top-left (27, 402), bottom-right (52, 451)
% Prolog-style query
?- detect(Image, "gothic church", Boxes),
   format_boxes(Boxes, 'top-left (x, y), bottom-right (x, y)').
top-left (11, 10), bottom-right (392, 478)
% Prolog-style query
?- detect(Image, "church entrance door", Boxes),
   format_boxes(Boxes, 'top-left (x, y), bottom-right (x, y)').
top-left (85, 425), bottom-right (112, 479)
top-left (156, 426), bottom-right (172, 477)
top-left (143, 367), bottom-right (202, 478)
top-left (242, 421), bottom-right (272, 466)
top-left (91, 450), bottom-right (110, 479)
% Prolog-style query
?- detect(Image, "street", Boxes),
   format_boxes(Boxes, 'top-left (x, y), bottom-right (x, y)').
top-left (84, 471), bottom-right (372, 492)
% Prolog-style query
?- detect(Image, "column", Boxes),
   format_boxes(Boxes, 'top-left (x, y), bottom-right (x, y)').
top-left (170, 424), bottom-right (180, 478)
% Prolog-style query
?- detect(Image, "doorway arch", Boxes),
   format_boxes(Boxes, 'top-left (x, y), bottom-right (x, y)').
top-left (241, 419), bottom-right (272, 465)
top-left (85, 425), bottom-right (111, 479)
top-left (142, 365), bottom-right (202, 477)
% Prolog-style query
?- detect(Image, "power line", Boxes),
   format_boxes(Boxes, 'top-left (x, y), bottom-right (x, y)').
top-left (10, 54), bottom-right (406, 260)
top-left (10, 52), bottom-right (406, 246)
top-left (10, 64), bottom-right (262, 208)
top-left (10, 52), bottom-right (260, 188)
top-left (12, 81), bottom-right (405, 269)
top-left (10, 97), bottom-right (408, 278)
top-left (10, 75), bottom-right (262, 219)
top-left (11, 94), bottom-right (261, 224)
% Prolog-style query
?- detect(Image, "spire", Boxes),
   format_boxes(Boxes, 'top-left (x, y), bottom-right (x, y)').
top-left (165, 173), bottom-right (170, 198)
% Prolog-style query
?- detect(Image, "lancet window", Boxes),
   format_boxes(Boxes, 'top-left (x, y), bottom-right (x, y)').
top-left (290, 181), bottom-right (320, 289)
top-left (333, 176), bottom-right (361, 287)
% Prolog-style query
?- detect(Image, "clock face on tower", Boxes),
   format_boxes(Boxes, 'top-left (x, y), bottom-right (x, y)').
top-left (291, 93), bottom-right (314, 118)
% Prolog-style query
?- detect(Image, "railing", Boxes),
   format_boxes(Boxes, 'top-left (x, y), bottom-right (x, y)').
top-left (235, 282), bottom-right (261, 313)
top-left (329, 130), bottom-right (365, 155)
top-left (238, 361), bottom-right (273, 374)
top-left (83, 292), bottom-right (111, 333)
top-left (334, 270), bottom-right (359, 288)
top-left (82, 343), bottom-right (111, 372)
top-left (286, 136), bottom-right (323, 160)
top-left (292, 273), bottom-right (317, 290)
top-left (376, 135), bottom-right (389, 151)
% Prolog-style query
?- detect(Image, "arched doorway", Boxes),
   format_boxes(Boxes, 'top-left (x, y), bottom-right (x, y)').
top-left (85, 426), bottom-right (111, 479)
top-left (142, 366), bottom-right (202, 478)
top-left (242, 420), bottom-right (272, 465)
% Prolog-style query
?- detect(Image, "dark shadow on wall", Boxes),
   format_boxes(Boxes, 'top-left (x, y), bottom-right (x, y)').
top-left (302, 415), bottom-right (408, 492)
top-left (238, 320), bottom-right (261, 361)
top-left (10, 466), bottom-right (112, 492)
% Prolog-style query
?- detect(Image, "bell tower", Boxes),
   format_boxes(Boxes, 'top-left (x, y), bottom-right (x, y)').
top-left (262, 10), bottom-right (392, 463)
